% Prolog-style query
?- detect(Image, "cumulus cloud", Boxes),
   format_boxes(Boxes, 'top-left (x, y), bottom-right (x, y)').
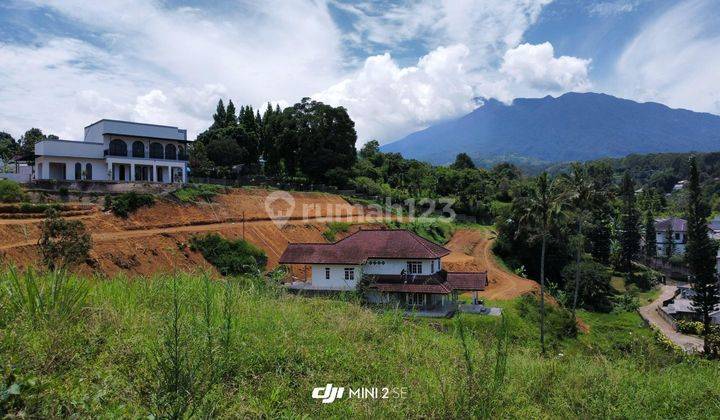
top-left (0, 0), bottom-right (343, 139)
top-left (613, 0), bottom-right (720, 114)
top-left (315, 45), bottom-right (477, 141)
top-left (500, 42), bottom-right (592, 92)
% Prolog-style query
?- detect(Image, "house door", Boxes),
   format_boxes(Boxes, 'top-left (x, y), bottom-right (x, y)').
top-left (118, 165), bottom-right (126, 181)
top-left (49, 162), bottom-right (66, 180)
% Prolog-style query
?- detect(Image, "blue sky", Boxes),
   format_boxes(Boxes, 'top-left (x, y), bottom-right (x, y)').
top-left (1, 0), bottom-right (719, 144)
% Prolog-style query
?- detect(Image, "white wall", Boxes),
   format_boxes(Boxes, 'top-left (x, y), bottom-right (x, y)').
top-left (363, 258), bottom-right (440, 275)
top-left (311, 265), bottom-right (359, 290)
top-left (35, 157), bottom-right (107, 181)
top-left (35, 140), bottom-right (103, 159)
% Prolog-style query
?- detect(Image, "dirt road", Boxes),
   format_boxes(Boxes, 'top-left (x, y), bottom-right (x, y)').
top-left (443, 228), bottom-right (538, 300)
top-left (638, 284), bottom-right (703, 353)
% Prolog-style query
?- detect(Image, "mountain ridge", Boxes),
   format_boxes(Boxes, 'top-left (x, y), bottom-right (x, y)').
top-left (381, 92), bottom-right (720, 166)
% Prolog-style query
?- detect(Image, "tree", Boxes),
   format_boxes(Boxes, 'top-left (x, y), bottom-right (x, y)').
top-left (684, 156), bottom-right (720, 354)
top-left (561, 163), bottom-right (596, 314)
top-left (206, 136), bottom-right (246, 168)
top-left (644, 209), bottom-right (657, 260)
top-left (561, 260), bottom-right (614, 313)
top-left (618, 172), bottom-right (641, 273)
top-left (664, 227), bottom-right (675, 259)
top-left (38, 208), bottom-right (92, 271)
top-left (211, 100), bottom-right (227, 130)
top-left (19, 128), bottom-right (46, 157)
top-left (225, 100), bottom-right (237, 127)
top-left (0, 132), bottom-right (18, 160)
top-left (518, 172), bottom-right (566, 354)
top-left (451, 153), bottom-right (476, 170)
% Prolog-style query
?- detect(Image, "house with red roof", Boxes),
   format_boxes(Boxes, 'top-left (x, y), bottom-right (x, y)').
top-left (279, 229), bottom-right (487, 315)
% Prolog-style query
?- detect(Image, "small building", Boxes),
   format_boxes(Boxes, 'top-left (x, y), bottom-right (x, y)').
top-left (279, 229), bottom-right (488, 316)
top-left (661, 285), bottom-right (720, 325)
top-left (672, 180), bottom-right (689, 191)
top-left (654, 217), bottom-right (687, 257)
top-left (34, 119), bottom-right (189, 183)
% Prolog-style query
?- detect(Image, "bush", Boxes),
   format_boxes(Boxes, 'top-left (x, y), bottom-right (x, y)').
top-left (322, 222), bottom-right (351, 242)
top-left (38, 208), bottom-right (92, 270)
top-left (676, 320), bottom-right (704, 335)
top-left (0, 179), bottom-right (25, 203)
top-left (108, 192), bottom-right (155, 218)
top-left (516, 294), bottom-right (578, 344)
top-left (173, 184), bottom-right (228, 203)
top-left (561, 261), bottom-right (614, 313)
top-left (190, 233), bottom-right (267, 276)
top-left (384, 220), bottom-right (455, 244)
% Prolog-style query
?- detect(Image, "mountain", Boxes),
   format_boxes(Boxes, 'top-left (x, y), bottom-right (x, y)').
top-left (381, 92), bottom-right (720, 166)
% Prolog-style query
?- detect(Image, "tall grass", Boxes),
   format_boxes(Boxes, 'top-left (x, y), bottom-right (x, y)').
top-left (0, 269), bottom-right (719, 417)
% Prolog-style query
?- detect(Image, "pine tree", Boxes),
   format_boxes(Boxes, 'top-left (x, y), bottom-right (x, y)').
top-left (644, 209), bottom-right (657, 260)
top-left (618, 172), bottom-right (641, 273)
top-left (225, 100), bottom-right (237, 127)
top-left (212, 100), bottom-right (227, 129)
top-left (684, 156), bottom-right (720, 354)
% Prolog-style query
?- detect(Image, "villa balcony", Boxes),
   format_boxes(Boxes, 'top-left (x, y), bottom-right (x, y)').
top-left (104, 149), bottom-right (189, 161)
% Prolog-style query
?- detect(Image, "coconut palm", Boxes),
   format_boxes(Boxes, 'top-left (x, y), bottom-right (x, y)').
top-left (559, 163), bottom-right (596, 314)
top-left (518, 172), bottom-right (567, 354)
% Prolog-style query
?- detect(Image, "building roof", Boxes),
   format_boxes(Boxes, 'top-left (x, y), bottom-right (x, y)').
top-left (655, 217), bottom-right (687, 232)
top-left (708, 216), bottom-right (720, 233)
top-left (279, 229), bottom-right (450, 265)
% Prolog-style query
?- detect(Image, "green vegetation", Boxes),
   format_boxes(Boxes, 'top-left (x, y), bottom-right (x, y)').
top-left (0, 179), bottom-right (25, 203)
top-left (322, 221), bottom-right (351, 242)
top-left (38, 208), bottom-right (92, 271)
top-left (173, 183), bottom-right (228, 203)
top-left (190, 233), bottom-right (267, 276)
top-left (1, 269), bottom-right (719, 417)
top-left (384, 220), bottom-right (455, 244)
top-left (104, 192), bottom-right (155, 218)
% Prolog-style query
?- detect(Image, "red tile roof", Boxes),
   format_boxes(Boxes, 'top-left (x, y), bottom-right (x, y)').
top-left (446, 272), bottom-right (487, 291)
top-left (368, 271), bottom-right (487, 294)
top-left (279, 229), bottom-right (450, 265)
top-left (374, 282), bottom-right (452, 294)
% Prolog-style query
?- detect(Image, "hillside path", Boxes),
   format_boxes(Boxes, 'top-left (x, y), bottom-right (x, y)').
top-left (638, 285), bottom-right (704, 353)
top-left (443, 228), bottom-right (538, 300)
top-left (0, 214), bottom-right (389, 251)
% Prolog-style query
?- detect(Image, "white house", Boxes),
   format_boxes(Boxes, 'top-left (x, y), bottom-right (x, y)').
top-left (34, 119), bottom-right (189, 183)
top-left (654, 217), bottom-right (687, 257)
top-left (279, 229), bottom-right (487, 313)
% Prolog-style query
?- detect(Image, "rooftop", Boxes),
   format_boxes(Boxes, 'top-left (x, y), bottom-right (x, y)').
top-left (279, 229), bottom-right (450, 265)
top-left (655, 217), bottom-right (687, 232)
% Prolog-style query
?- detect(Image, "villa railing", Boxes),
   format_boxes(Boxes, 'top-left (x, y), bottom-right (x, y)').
top-left (104, 149), bottom-right (188, 161)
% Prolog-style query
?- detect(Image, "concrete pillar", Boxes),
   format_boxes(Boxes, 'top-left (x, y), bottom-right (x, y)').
top-left (167, 165), bottom-right (172, 183)
top-left (130, 164), bottom-right (135, 182)
top-left (152, 163), bottom-right (157, 182)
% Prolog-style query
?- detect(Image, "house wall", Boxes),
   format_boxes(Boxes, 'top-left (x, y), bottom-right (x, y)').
top-left (35, 156), bottom-right (107, 181)
top-left (362, 258), bottom-right (441, 275)
top-left (310, 264), bottom-right (360, 290)
top-left (655, 231), bottom-right (686, 256)
top-left (35, 140), bottom-right (104, 159)
top-left (86, 120), bottom-right (187, 141)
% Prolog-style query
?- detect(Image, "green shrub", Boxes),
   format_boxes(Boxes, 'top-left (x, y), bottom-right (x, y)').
top-left (0, 179), bottom-right (25, 203)
top-left (516, 294), bottom-right (578, 345)
top-left (561, 261), bottom-right (614, 313)
top-left (108, 192), bottom-right (155, 218)
top-left (38, 208), bottom-right (92, 270)
top-left (190, 233), bottom-right (267, 276)
top-left (676, 320), bottom-right (704, 335)
top-left (322, 221), bottom-right (351, 242)
top-left (173, 184), bottom-right (228, 203)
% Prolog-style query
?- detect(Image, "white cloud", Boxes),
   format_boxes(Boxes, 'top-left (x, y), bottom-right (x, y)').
top-left (614, 0), bottom-right (720, 114)
top-left (0, 0), bottom-right (344, 139)
top-left (315, 44), bottom-right (478, 141)
top-left (500, 42), bottom-right (592, 92)
top-left (588, 1), bottom-right (642, 17)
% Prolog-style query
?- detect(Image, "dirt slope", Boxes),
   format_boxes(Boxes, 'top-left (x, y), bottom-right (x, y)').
top-left (0, 188), bottom-right (376, 276)
top-left (443, 228), bottom-right (539, 300)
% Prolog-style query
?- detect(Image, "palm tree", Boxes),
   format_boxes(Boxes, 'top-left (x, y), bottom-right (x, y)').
top-left (518, 172), bottom-right (566, 354)
top-left (560, 163), bottom-right (596, 314)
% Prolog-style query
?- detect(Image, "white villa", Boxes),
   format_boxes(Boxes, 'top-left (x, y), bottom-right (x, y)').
top-left (34, 119), bottom-right (189, 183)
top-left (654, 217), bottom-right (687, 257)
top-left (279, 229), bottom-right (487, 314)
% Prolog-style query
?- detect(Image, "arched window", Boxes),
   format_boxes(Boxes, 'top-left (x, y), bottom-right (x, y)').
top-left (85, 163), bottom-right (93, 180)
top-left (132, 141), bottom-right (145, 158)
top-left (75, 162), bottom-right (82, 180)
top-left (149, 142), bottom-right (164, 159)
top-left (178, 146), bottom-right (187, 160)
top-left (109, 139), bottom-right (127, 156)
top-left (165, 143), bottom-right (177, 160)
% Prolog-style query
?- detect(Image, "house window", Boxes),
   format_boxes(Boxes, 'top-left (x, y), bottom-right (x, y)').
top-left (431, 260), bottom-right (434, 273)
top-left (674, 233), bottom-right (680, 240)
top-left (85, 163), bottom-right (92, 180)
top-left (74, 162), bottom-right (82, 180)
top-left (132, 141), bottom-right (145, 158)
top-left (108, 139), bottom-right (127, 156)
top-left (407, 261), bottom-right (423, 274)
top-left (149, 142), bottom-right (164, 159)
top-left (325, 267), bottom-right (330, 280)
top-left (406, 293), bottom-right (427, 306)
top-left (165, 143), bottom-right (177, 160)
top-left (344, 268), bottom-right (354, 281)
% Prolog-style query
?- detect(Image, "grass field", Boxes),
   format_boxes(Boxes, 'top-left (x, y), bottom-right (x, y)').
top-left (1, 269), bottom-right (719, 418)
